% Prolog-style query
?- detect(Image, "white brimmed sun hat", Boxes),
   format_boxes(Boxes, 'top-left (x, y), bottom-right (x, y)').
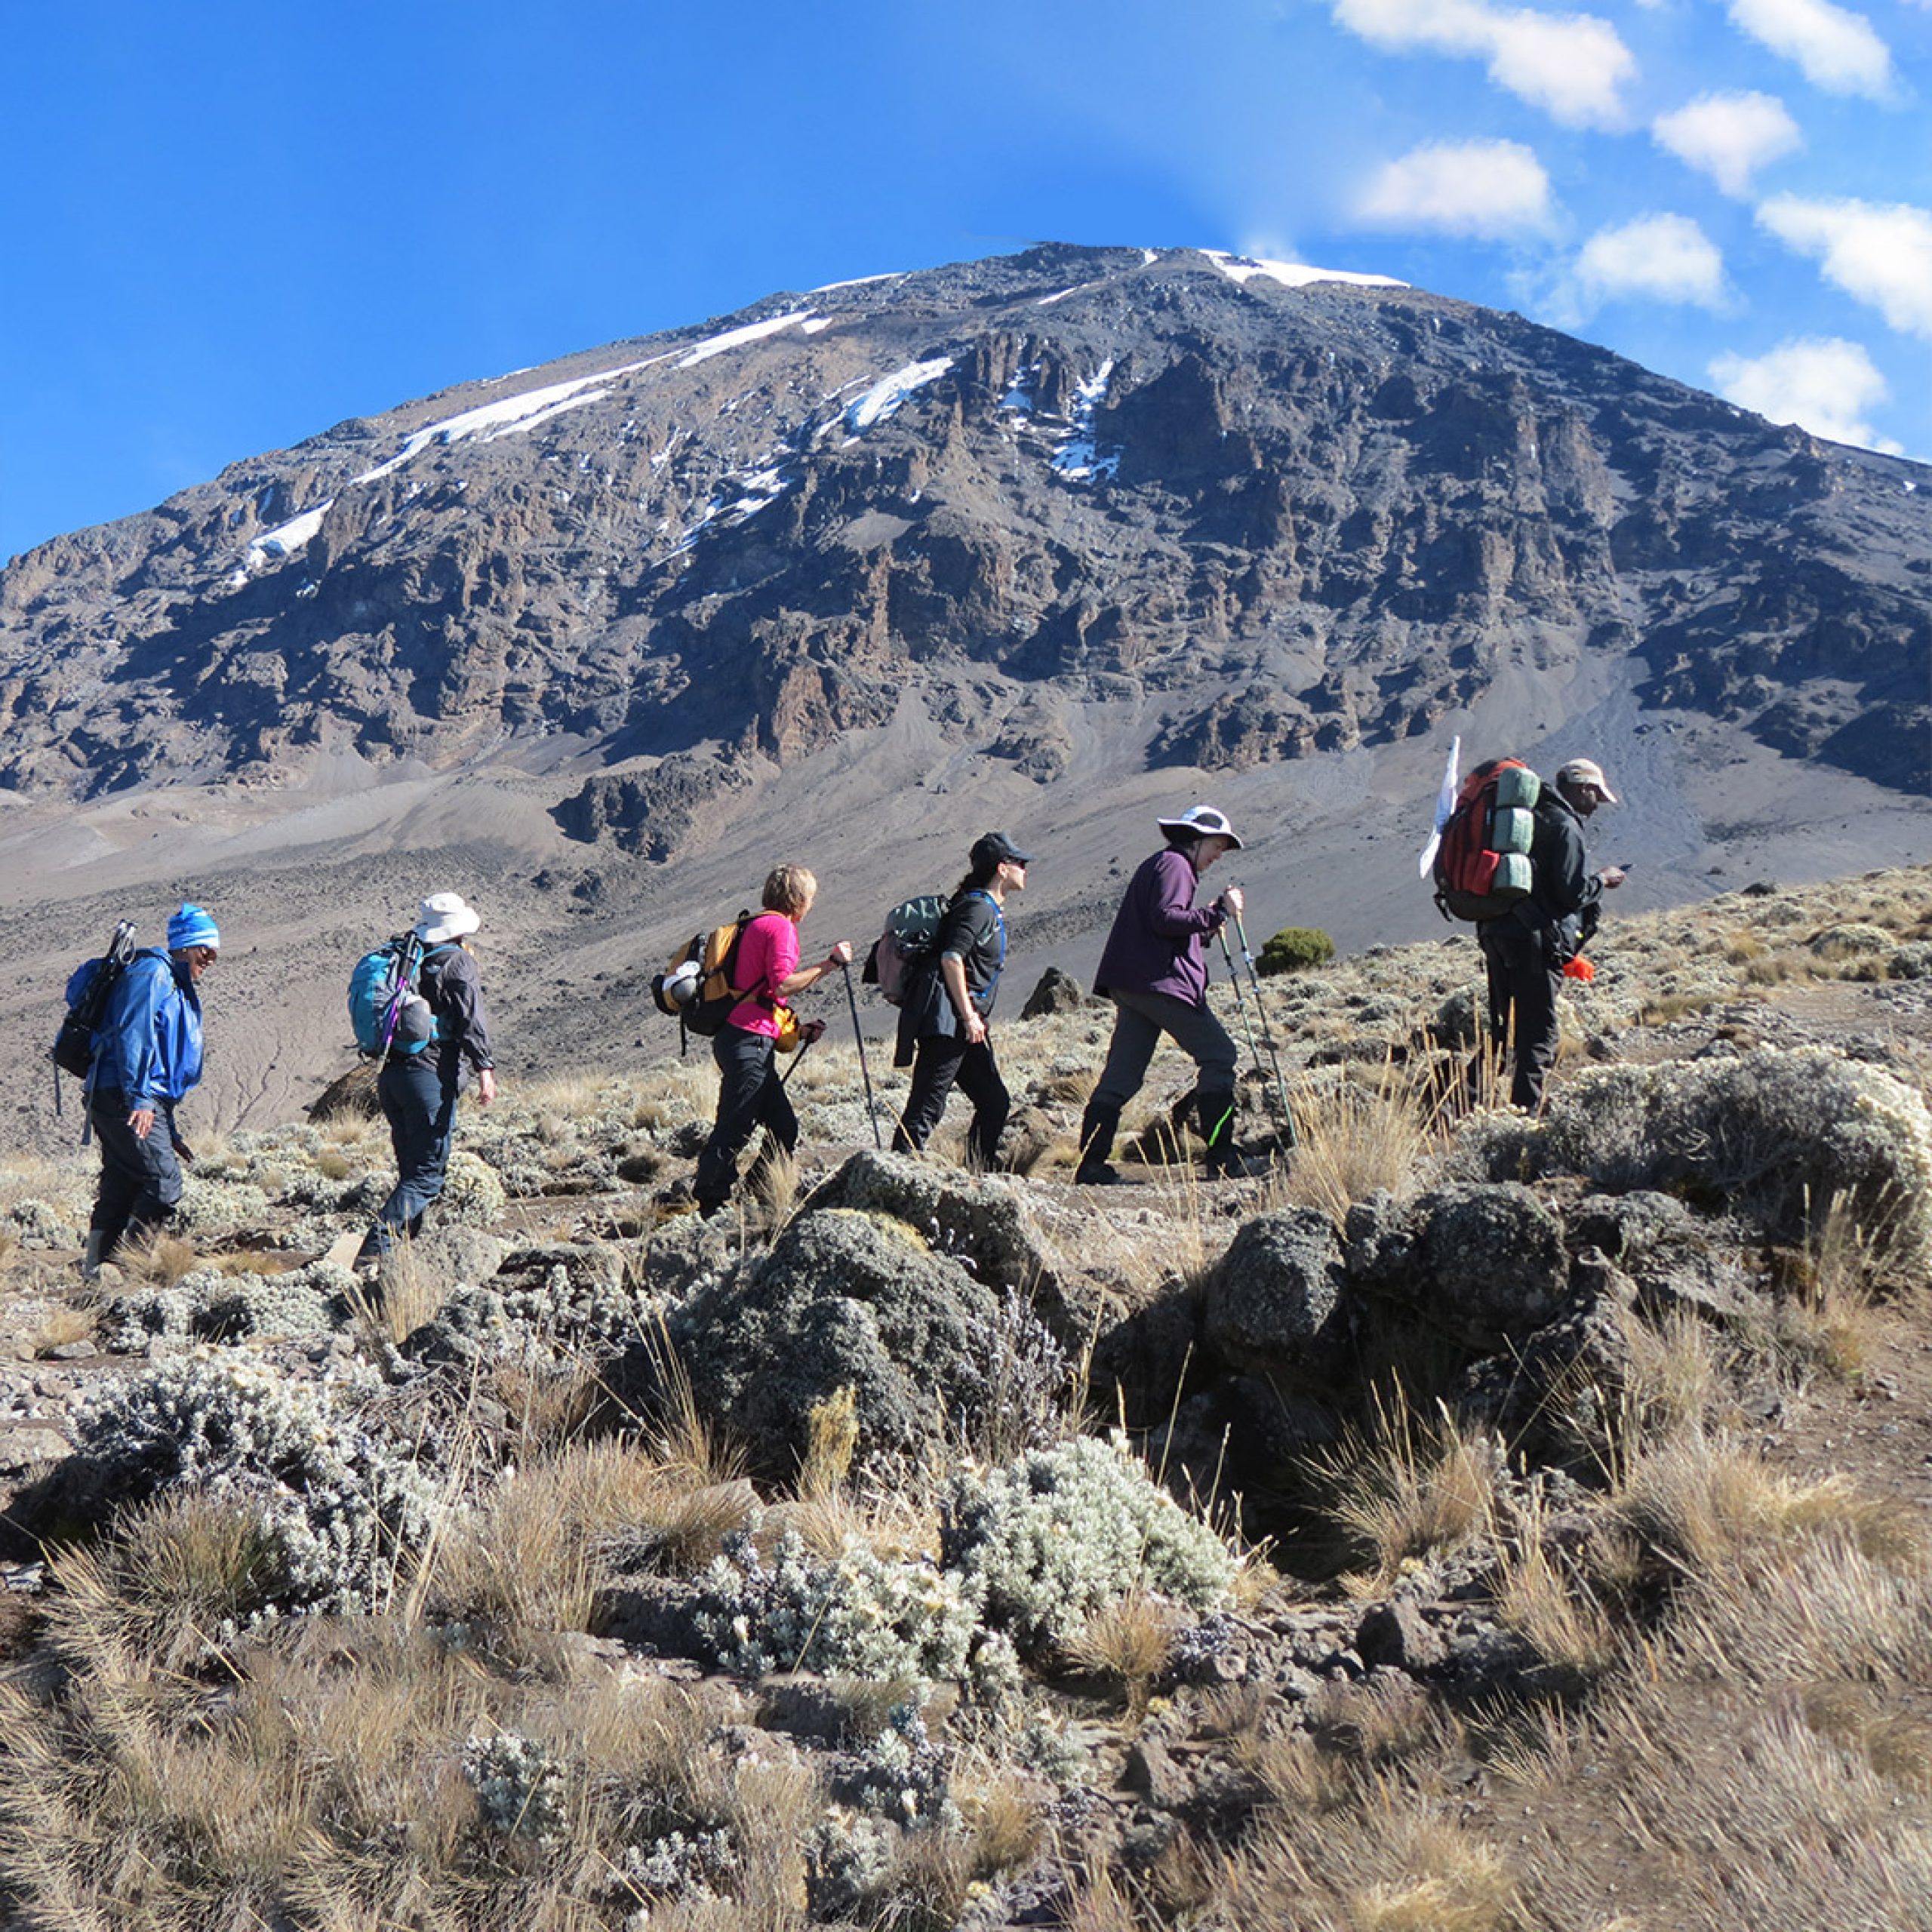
top-left (415, 892), bottom-right (481, 945)
top-left (1156, 804), bottom-right (1245, 850)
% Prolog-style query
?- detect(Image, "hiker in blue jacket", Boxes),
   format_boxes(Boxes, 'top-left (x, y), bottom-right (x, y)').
top-left (355, 892), bottom-right (497, 1273)
top-left (1077, 806), bottom-right (1255, 1184)
top-left (78, 902), bottom-right (220, 1278)
top-left (891, 831), bottom-right (1031, 1170)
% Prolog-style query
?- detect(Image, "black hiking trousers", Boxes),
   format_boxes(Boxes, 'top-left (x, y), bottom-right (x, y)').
top-left (88, 1088), bottom-right (184, 1263)
top-left (892, 1034), bottom-right (1010, 1170)
top-left (1477, 916), bottom-right (1562, 1112)
top-left (694, 1024), bottom-right (797, 1210)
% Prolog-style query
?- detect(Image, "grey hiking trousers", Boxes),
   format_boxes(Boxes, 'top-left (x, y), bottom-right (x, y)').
top-left (1091, 988), bottom-right (1240, 1142)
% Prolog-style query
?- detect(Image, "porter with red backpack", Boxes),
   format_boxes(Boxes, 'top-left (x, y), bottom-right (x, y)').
top-left (1450, 758), bottom-right (1625, 1112)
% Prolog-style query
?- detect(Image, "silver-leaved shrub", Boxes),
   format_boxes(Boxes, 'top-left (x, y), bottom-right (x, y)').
top-left (942, 1434), bottom-right (1237, 1656)
top-left (69, 1347), bottom-right (439, 1617)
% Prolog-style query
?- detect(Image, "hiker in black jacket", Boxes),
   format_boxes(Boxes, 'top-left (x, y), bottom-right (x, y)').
top-left (891, 832), bottom-right (1031, 1170)
top-left (355, 893), bottom-right (496, 1272)
top-left (1479, 758), bottom-right (1625, 1111)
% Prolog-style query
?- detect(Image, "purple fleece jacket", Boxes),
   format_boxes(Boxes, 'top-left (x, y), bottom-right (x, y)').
top-left (1093, 847), bottom-right (1227, 1007)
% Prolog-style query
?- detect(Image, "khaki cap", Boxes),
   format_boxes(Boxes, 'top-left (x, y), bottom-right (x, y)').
top-left (1555, 758), bottom-right (1619, 804)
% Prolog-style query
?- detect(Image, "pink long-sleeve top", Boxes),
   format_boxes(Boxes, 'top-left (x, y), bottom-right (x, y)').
top-left (728, 911), bottom-right (798, 1038)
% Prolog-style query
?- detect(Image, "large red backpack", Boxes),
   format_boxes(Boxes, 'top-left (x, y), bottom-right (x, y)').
top-left (1432, 759), bottom-right (1543, 921)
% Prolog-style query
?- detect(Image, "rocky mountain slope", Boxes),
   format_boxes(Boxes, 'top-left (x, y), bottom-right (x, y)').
top-left (0, 244), bottom-right (1927, 1144)
top-left (5, 243), bottom-right (1927, 814)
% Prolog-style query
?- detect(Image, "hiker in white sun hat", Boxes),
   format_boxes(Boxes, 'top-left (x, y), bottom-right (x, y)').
top-left (355, 891), bottom-right (496, 1274)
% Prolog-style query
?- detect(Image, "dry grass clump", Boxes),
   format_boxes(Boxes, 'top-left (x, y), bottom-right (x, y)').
top-left (431, 1438), bottom-right (717, 1640)
top-left (1508, 1675), bottom-right (1932, 1932)
top-left (29, 1300), bottom-right (95, 1354)
top-left (1063, 1589), bottom-right (1184, 1724)
top-left (0, 1577), bottom-right (820, 1931)
top-left (1611, 1431), bottom-right (1924, 1587)
top-left (343, 1231), bottom-right (451, 1346)
top-left (1489, 1491), bottom-right (1623, 1686)
top-left (119, 1227), bottom-right (200, 1285)
top-left (1269, 1057), bottom-right (1446, 1222)
top-left (1312, 1395), bottom-right (1504, 1595)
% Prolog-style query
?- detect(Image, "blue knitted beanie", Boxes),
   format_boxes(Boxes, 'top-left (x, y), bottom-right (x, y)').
top-left (168, 903), bottom-right (221, 952)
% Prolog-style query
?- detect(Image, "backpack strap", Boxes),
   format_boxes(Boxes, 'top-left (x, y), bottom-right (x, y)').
top-left (961, 888), bottom-right (1008, 1001)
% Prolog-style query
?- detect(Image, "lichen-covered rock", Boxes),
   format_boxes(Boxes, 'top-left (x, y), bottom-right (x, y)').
top-left (669, 1208), bottom-right (1063, 1479)
top-left (403, 1226), bottom-right (510, 1294)
top-left (1535, 1048), bottom-right (1932, 1278)
top-left (801, 1151), bottom-right (1056, 1301)
top-left (1203, 1208), bottom-right (1352, 1380)
top-left (1352, 1184), bottom-right (1568, 1349)
top-left (1417, 1185), bottom-right (1569, 1346)
top-left (1457, 1291), bottom-right (1635, 1472)
top-left (1567, 1192), bottom-right (1759, 1324)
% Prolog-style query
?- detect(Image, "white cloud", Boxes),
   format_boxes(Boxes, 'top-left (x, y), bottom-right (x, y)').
top-left (1758, 195), bottom-right (1932, 337)
top-left (1709, 337), bottom-right (1903, 451)
top-left (1356, 139), bottom-right (1557, 238)
top-left (1576, 215), bottom-right (1727, 307)
top-left (1652, 91), bottom-right (1803, 196)
top-left (1332, 0), bottom-right (1635, 128)
top-left (1727, 0), bottom-right (1896, 99)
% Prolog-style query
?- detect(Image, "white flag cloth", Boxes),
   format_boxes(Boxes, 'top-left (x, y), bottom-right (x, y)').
top-left (1417, 735), bottom-right (1461, 879)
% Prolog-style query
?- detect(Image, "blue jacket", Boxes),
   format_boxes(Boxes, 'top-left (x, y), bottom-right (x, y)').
top-left (71, 949), bottom-right (205, 1105)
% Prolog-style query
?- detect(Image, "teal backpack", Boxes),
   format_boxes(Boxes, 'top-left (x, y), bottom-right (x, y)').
top-left (348, 935), bottom-right (445, 1058)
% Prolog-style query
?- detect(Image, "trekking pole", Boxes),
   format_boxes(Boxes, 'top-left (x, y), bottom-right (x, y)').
top-left (779, 1032), bottom-right (816, 1087)
top-left (840, 961), bottom-right (884, 1149)
top-left (1216, 923), bottom-right (1270, 1124)
top-left (1229, 906), bottom-right (1298, 1149)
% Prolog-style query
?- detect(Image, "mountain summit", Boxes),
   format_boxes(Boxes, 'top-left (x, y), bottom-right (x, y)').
top-left (4, 242), bottom-right (1927, 843)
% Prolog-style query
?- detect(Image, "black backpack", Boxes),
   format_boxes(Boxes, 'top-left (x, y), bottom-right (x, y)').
top-left (53, 921), bottom-right (138, 1112)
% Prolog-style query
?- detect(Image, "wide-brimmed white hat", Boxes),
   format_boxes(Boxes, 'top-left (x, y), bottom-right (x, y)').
top-left (415, 891), bottom-right (481, 945)
top-left (1156, 804), bottom-right (1245, 850)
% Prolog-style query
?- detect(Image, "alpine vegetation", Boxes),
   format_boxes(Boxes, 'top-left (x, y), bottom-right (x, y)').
top-left (1, 863), bottom-right (1931, 1929)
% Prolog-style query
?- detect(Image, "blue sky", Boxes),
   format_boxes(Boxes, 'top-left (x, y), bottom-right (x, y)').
top-left (2, 0), bottom-right (1927, 562)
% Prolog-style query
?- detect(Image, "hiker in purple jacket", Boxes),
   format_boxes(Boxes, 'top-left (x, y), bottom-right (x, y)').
top-left (1077, 805), bottom-right (1254, 1183)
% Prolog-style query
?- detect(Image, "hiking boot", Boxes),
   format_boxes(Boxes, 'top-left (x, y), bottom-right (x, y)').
top-left (78, 1230), bottom-right (105, 1285)
top-left (1074, 1161), bottom-right (1128, 1186)
top-left (1078, 1101), bottom-right (1121, 1180)
top-left (1204, 1149), bottom-right (1272, 1180)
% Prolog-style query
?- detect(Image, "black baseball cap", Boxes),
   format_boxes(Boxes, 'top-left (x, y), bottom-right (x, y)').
top-left (971, 831), bottom-right (1034, 869)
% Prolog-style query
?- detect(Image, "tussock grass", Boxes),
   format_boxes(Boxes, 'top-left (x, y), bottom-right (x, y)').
top-left (432, 1438), bottom-right (694, 1638)
top-left (30, 1301), bottom-right (95, 1354)
top-left (1063, 1589), bottom-right (1183, 1724)
top-left (1490, 1492), bottom-right (1623, 1686)
top-left (1269, 1057), bottom-right (1446, 1223)
top-left (120, 1228), bottom-right (199, 1285)
top-left (1315, 1394), bottom-right (1504, 1594)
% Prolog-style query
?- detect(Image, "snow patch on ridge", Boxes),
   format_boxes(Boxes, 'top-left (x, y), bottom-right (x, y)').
top-left (242, 501), bottom-right (334, 577)
top-left (1051, 361), bottom-right (1119, 483)
top-left (350, 361), bottom-right (657, 486)
top-left (1200, 249), bottom-right (1405, 291)
top-left (676, 310), bottom-right (817, 367)
top-left (844, 357), bottom-right (956, 435)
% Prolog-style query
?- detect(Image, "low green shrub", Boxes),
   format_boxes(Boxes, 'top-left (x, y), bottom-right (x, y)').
top-left (1257, 927), bottom-right (1337, 976)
